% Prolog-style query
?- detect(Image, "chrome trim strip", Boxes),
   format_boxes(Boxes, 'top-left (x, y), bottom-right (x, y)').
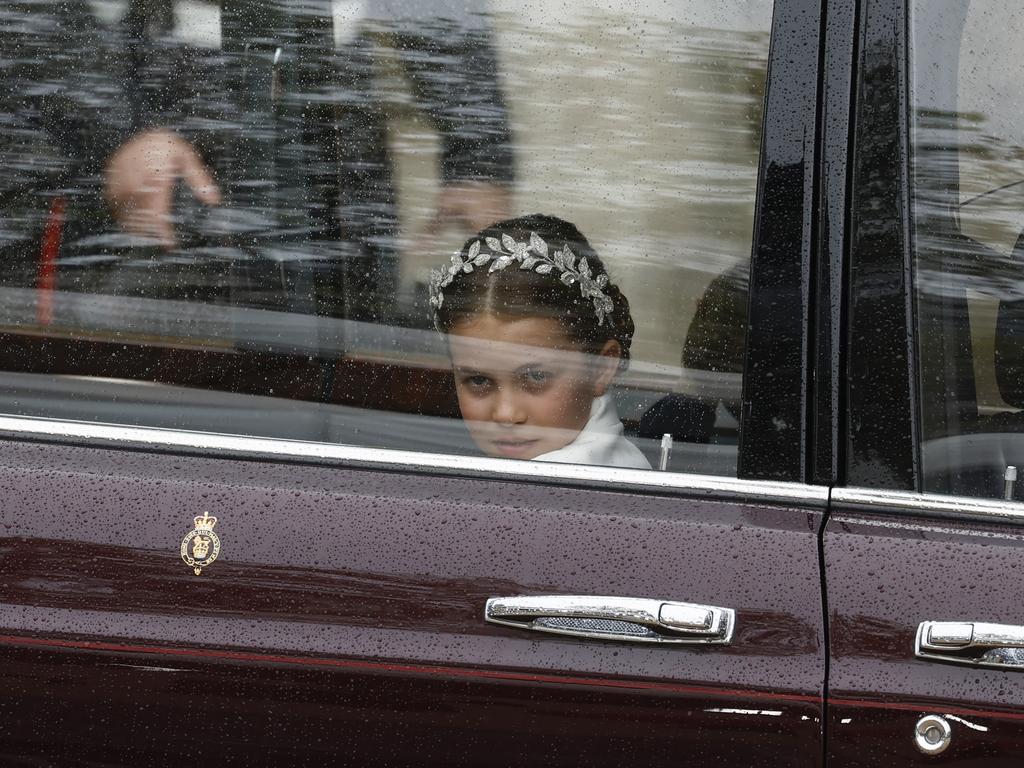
top-left (832, 486), bottom-right (1024, 524)
top-left (0, 414), bottom-right (828, 506)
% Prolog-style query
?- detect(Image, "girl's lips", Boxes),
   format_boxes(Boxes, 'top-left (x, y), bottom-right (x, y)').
top-left (492, 438), bottom-right (539, 458)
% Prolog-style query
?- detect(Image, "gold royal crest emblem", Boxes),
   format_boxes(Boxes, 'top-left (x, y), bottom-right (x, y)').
top-left (180, 512), bottom-right (221, 575)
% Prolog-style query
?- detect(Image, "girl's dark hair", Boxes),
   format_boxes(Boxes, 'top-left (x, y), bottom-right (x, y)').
top-left (434, 214), bottom-right (635, 368)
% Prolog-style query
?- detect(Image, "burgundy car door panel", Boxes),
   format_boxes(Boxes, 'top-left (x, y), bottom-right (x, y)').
top-left (0, 437), bottom-right (825, 765)
top-left (825, 496), bottom-right (1024, 765)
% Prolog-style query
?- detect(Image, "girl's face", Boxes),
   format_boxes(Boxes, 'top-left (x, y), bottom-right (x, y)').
top-left (448, 314), bottom-right (620, 460)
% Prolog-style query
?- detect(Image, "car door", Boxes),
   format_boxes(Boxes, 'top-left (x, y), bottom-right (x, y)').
top-left (825, 0), bottom-right (1024, 763)
top-left (0, 0), bottom-right (827, 765)
top-left (0, 433), bottom-right (827, 766)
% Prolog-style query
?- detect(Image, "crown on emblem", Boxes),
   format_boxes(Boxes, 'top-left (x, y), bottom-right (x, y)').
top-left (193, 512), bottom-right (218, 530)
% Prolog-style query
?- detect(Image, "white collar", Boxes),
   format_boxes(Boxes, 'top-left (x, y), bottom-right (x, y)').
top-left (532, 394), bottom-right (651, 469)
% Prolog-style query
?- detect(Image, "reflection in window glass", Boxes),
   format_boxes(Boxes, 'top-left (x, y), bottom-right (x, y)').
top-left (0, 0), bottom-right (770, 474)
top-left (912, 0), bottom-right (1024, 499)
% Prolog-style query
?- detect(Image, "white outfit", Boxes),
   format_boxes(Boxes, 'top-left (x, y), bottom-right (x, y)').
top-left (533, 395), bottom-right (651, 469)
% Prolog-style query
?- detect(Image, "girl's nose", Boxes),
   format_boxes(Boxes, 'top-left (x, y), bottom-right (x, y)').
top-left (492, 390), bottom-right (526, 425)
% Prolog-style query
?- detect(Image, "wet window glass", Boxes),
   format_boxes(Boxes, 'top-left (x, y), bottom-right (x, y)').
top-left (0, 0), bottom-right (771, 474)
top-left (911, 0), bottom-right (1024, 499)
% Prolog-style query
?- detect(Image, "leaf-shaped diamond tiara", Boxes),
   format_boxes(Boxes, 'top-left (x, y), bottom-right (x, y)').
top-left (429, 232), bottom-right (615, 327)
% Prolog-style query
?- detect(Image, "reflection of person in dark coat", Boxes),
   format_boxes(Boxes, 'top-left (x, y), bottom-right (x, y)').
top-left (4, 0), bottom-right (515, 323)
top-left (1, 1), bottom-right (133, 279)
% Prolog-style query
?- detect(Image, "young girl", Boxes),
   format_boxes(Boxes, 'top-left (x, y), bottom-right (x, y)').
top-left (429, 214), bottom-right (651, 469)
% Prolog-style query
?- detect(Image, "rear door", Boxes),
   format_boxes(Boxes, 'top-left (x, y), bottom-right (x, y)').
top-left (826, 1), bottom-right (1024, 763)
top-left (0, 0), bottom-right (828, 764)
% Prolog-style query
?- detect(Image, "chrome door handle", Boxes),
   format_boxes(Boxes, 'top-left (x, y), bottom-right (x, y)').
top-left (485, 595), bottom-right (734, 645)
top-left (916, 621), bottom-right (1024, 668)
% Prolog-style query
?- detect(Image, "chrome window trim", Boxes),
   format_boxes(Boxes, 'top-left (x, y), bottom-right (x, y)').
top-left (833, 486), bottom-right (1024, 525)
top-left (0, 414), bottom-right (827, 507)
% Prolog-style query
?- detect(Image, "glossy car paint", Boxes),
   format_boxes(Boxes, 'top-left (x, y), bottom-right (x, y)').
top-left (827, 0), bottom-right (1024, 760)
top-left (824, 503), bottom-right (1024, 766)
top-left (810, 0), bottom-right (857, 486)
top-left (7, 0), bottom-right (1024, 763)
top-left (0, 438), bottom-right (824, 765)
top-left (844, 0), bottom-right (919, 491)
top-left (738, 0), bottom-right (823, 484)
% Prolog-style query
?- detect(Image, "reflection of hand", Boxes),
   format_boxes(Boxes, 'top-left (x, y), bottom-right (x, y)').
top-left (433, 182), bottom-right (512, 234)
top-left (104, 129), bottom-right (221, 249)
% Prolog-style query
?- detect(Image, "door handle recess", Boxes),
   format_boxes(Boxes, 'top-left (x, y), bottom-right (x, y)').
top-left (916, 621), bottom-right (1024, 669)
top-left (485, 595), bottom-right (735, 645)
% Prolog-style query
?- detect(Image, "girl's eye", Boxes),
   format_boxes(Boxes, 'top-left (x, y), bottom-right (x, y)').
top-left (465, 374), bottom-right (491, 389)
top-left (523, 369), bottom-right (550, 385)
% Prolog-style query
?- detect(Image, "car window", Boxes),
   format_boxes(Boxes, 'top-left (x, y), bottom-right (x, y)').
top-left (0, 0), bottom-right (772, 475)
top-left (910, 0), bottom-right (1024, 499)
